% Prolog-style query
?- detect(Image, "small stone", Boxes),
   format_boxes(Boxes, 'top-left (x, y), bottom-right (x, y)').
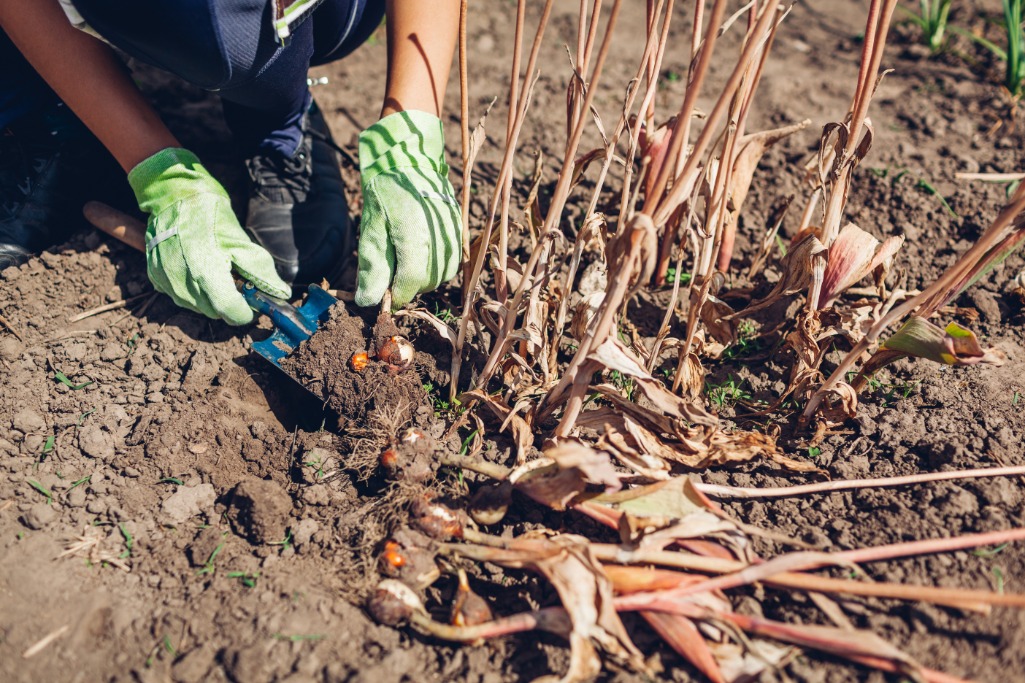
top-left (940, 486), bottom-right (979, 517)
top-left (78, 425), bottom-right (116, 461)
top-left (12, 408), bottom-right (46, 435)
top-left (22, 434), bottom-right (45, 455)
top-left (64, 342), bottom-right (88, 361)
top-left (22, 504), bottom-right (58, 530)
top-left (172, 644), bottom-right (216, 683)
top-left (86, 498), bottom-right (107, 515)
top-left (0, 337), bottom-right (24, 362)
top-left (0, 437), bottom-right (16, 456)
top-left (67, 486), bottom-right (87, 508)
top-left (224, 646), bottom-right (266, 683)
top-left (161, 484), bottom-right (216, 525)
top-left (226, 477), bottom-right (292, 544)
top-left (100, 343), bottom-right (123, 362)
top-left (123, 467), bottom-right (142, 478)
top-left (969, 289), bottom-right (1001, 325)
top-left (292, 518), bottom-right (320, 549)
top-left (301, 485), bottom-right (330, 507)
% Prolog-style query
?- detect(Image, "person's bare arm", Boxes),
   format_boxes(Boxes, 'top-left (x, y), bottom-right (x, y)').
top-left (0, 0), bottom-right (178, 172)
top-left (380, 0), bottom-right (460, 118)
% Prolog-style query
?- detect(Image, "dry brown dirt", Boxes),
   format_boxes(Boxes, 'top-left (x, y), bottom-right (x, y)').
top-left (2, 2), bottom-right (1024, 682)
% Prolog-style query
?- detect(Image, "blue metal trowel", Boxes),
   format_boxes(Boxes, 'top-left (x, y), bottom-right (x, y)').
top-left (82, 201), bottom-right (337, 381)
top-left (241, 281), bottom-right (336, 367)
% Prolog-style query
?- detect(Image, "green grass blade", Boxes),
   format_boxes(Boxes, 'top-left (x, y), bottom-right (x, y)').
top-left (28, 480), bottom-right (53, 505)
top-left (53, 370), bottom-right (94, 390)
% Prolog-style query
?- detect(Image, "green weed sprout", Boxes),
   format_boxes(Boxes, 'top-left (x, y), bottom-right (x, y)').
top-left (1005, 0), bottom-right (1024, 95)
top-left (955, 0), bottom-right (1025, 95)
top-left (901, 0), bottom-right (953, 53)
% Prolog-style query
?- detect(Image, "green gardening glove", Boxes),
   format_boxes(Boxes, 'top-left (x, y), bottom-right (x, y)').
top-left (355, 110), bottom-right (462, 309)
top-left (128, 148), bottom-right (291, 325)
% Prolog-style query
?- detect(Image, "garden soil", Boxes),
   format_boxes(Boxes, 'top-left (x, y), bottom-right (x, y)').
top-left (2, 2), bottom-right (1024, 682)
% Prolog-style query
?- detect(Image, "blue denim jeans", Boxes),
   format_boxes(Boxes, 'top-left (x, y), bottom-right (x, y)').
top-left (0, 0), bottom-right (384, 156)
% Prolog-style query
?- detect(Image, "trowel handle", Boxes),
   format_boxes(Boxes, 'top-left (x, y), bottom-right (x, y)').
top-left (82, 201), bottom-right (147, 252)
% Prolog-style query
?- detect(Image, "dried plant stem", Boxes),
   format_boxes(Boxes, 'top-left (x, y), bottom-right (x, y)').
top-left (550, 0), bottom-right (670, 357)
top-left (67, 292), bottom-right (151, 323)
top-left (808, 0), bottom-right (897, 312)
top-left (583, 527), bottom-right (1025, 588)
top-left (495, 0), bottom-right (526, 303)
top-left (568, 0), bottom-right (603, 141)
top-left (475, 0), bottom-right (624, 391)
top-left (651, 1), bottom-right (781, 286)
top-left (588, 552), bottom-right (1025, 614)
top-left (455, 523), bottom-right (1025, 611)
top-left (642, 0), bottom-right (727, 218)
top-left (21, 624), bottom-right (69, 659)
top-left (544, 216), bottom-right (654, 432)
top-left (458, 0), bottom-right (470, 264)
top-left (709, 612), bottom-right (970, 683)
top-left (697, 464), bottom-right (1025, 500)
top-left (836, 527), bottom-right (1025, 566)
top-left (618, 0), bottom-right (676, 221)
top-left (408, 605), bottom-right (566, 642)
top-left (605, 548), bottom-right (1019, 611)
top-left (438, 454), bottom-right (512, 481)
top-left (0, 312), bottom-right (25, 341)
top-left (956, 172), bottom-right (1025, 182)
top-left (406, 601), bottom-right (966, 683)
top-left (652, 0), bottom-right (778, 227)
top-left (451, 0), bottom-right (555, 401)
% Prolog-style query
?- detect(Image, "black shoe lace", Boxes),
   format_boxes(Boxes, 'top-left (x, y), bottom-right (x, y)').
top-left (247, 138), bottom-right (313, 204)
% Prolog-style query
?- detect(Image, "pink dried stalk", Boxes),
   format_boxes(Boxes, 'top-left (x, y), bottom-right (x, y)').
top-left (549, 0), bottom-right (673, 368)
top-left (697, 463), bottom-right (1025, 500)
top-left (472, 0), bottom-right (625, 391)
top-left (807, 0), bottom-right (898, 311)
top-left (451, 0), bottom-right (554, 401)
top-left (494, 0), bottom-right (526, 303)
top-left (458, 0), bottom-right (470, 264)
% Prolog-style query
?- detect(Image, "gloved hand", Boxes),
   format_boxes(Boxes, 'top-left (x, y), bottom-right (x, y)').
top-left (128, 148), bottom-right (291, 325)
top-left (355, 110), bottom-right (462, 309)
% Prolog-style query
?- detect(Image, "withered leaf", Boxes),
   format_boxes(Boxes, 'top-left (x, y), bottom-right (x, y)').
top-left (818, 223), bottom-right (904, 309)
top-left (589, 338), bottom-right (717, 427)
top-left (514, 440), bottom-right (623, 510)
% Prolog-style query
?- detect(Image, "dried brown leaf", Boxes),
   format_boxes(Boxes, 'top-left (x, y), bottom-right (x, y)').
top-left (460, 534), bottom-right (649, 681)
top-left (729, 121), bottom-right (811, 213)
top-left (514, 441), bottom-right (624, 511)
top-left (643, 612), bottom-right (727, 683)
top-left (461, 389), bottom-right (535, 463)
top-left (731, 229), bottom-right (827, 318)
top-left (589, 338), bottom-right (717, 427)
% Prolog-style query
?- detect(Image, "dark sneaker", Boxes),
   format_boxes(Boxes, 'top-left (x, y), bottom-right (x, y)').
top-left (0, 102), bottom-right (114, 270)
top-left (243, 101), bottom-right (354, 286)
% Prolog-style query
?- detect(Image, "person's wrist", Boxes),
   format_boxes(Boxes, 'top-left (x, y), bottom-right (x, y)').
top-left (359, 110), bottom-right (448, 181)
top-left (127, 148), bottom-right (227, 216)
